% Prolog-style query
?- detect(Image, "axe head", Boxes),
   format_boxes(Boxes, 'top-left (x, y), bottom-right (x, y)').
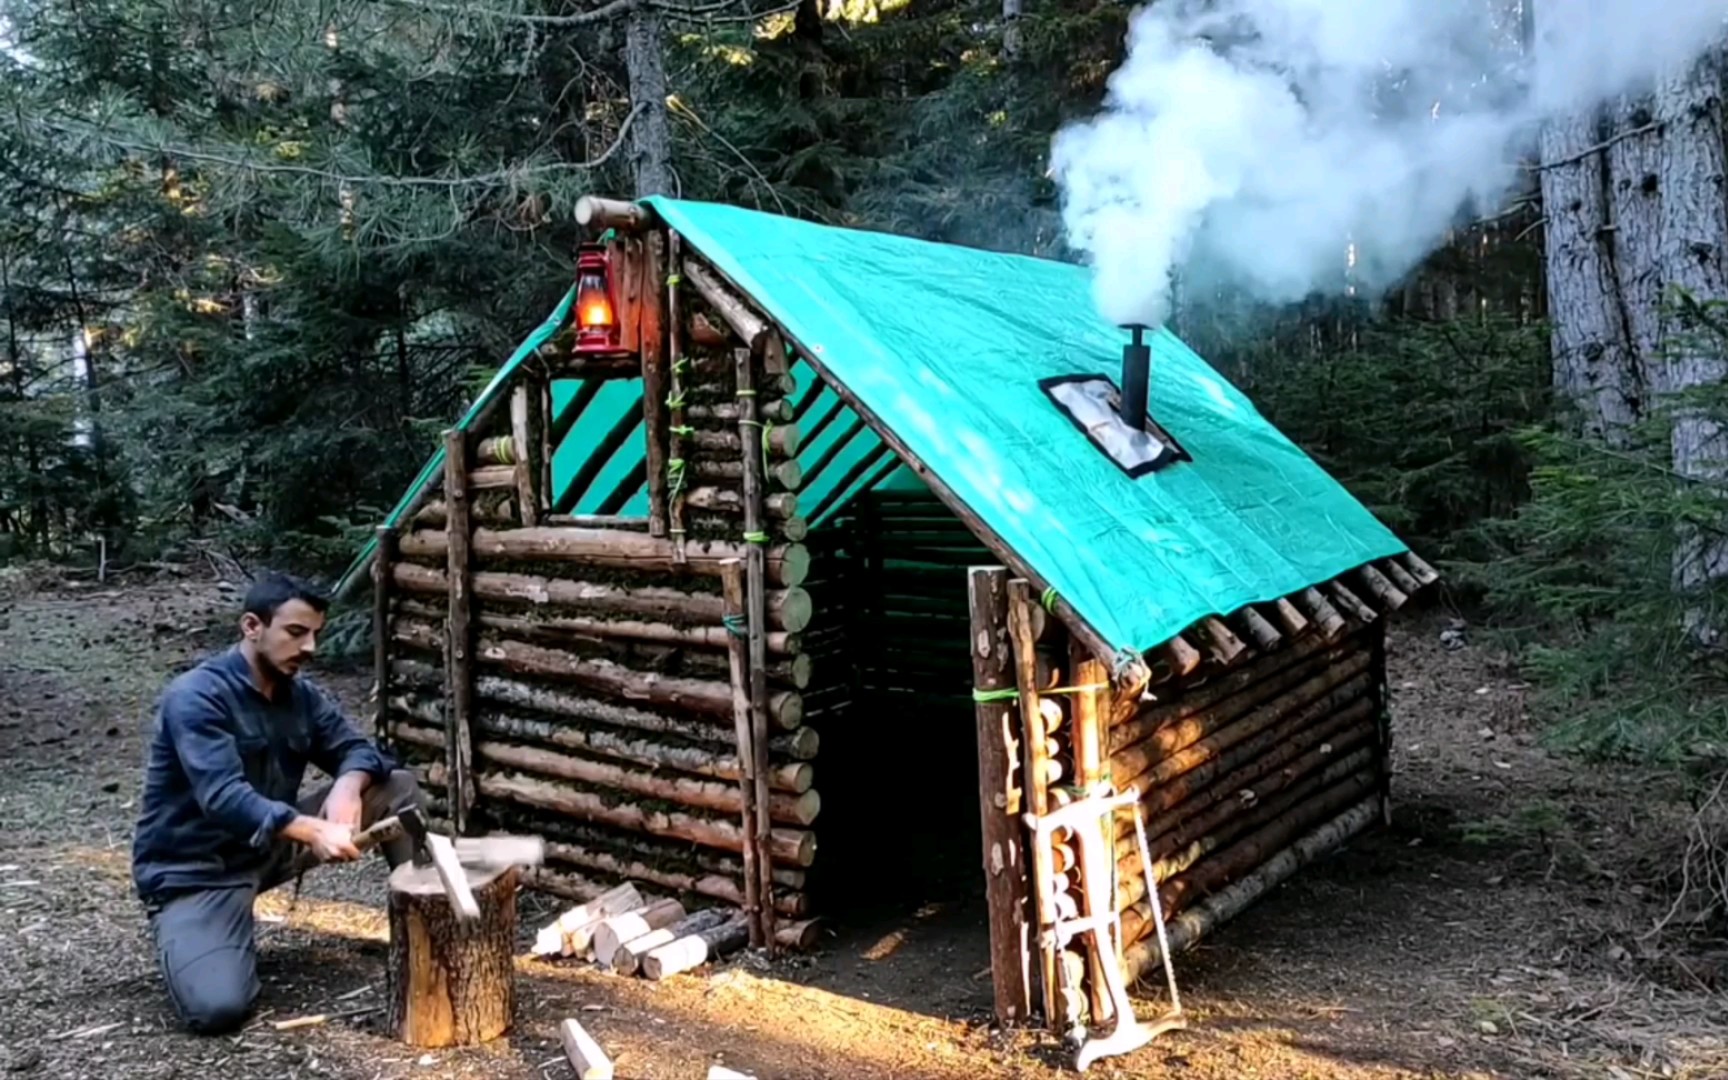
top-left (397, 805), bottom-right (433, 868)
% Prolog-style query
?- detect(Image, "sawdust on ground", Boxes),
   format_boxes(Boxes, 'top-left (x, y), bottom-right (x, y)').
top-left (0, 570), bottom-right (1723, 1079)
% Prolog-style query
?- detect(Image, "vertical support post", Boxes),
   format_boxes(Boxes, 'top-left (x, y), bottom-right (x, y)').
top-left (1371, 619), bottom-right (1392, 827)
top-left (1068, 635), bottom-right (1113, 1025)
top-left (640, 230), bottom-right (670, 538)
top-left (666, 233), bottom-right (689, 561)
top-left (372, 524), bottom-right (398, 752)
top-left (969, 566), bottom-right (1032, 1028)
top-left (510, 383), bottom-right (538, 527)
top-left (735, 345), bottom-right (777, 952)
top-left (538, 377), bottom-right (555, 521)
top-left (442, 429), bottom-right (476, 835)
top-left (719, 558), bottom-right (766, 947)
top-left (1008, 578), bottom-right (1058, 1029)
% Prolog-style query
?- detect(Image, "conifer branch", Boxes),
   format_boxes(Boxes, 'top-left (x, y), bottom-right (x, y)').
top-left (382, 0), bottom-right (784, 26)
top-left (30, 105), bottom-right (645, 190)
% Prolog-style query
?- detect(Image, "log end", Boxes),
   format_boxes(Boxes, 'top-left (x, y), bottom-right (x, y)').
top-left (777, 544), bottom-right (811, 588)
top-left (776, 587), bottom-right (814, 633)
top-left (769, 690), bottom-right (805, 731)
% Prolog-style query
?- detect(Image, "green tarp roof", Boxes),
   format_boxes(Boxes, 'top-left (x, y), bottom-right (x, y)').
top-left (645, 197), bottom-right (1406, 657)
top-left (342, 198), bottom-right (1407, 658)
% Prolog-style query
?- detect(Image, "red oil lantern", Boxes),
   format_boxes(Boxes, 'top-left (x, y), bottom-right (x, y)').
top-left (574, 242), bottom-right (623, 354)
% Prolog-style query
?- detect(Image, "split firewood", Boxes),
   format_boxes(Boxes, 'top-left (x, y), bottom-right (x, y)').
top-left (591, 898), bottom-right (687, 969)
top-left (532, 883), bottom-right (643, 957)
top-left (558, 1017), bottom-right (614, 1080)
top-left (612, 908), bottom-right (731, 975)
top-left (641, 912), bottom-right (752, 980)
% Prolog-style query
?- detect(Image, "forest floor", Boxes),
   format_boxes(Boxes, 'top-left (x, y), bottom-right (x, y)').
top-left (1, 568), bottom-right (1725, 1080)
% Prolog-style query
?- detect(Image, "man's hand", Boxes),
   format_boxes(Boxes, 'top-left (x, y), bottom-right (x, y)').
top-left (282, 815), bottom-right (361, 862)
top-left (321, 773), bottom-right (368, 831)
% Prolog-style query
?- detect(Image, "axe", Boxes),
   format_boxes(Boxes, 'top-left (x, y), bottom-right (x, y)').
top-left (286, 806), bottom-right (544, 923)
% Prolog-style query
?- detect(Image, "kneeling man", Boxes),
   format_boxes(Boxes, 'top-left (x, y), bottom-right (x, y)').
top-left (131, 572), bottom-right (421, 1034)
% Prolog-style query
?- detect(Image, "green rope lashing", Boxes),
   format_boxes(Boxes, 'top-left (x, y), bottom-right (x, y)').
top-left (970, 682), bottom-right (1107, 704)
top-left (722, 614), bottom-right (747, 637)
top-left (743, 530), bottom-right (770, 544)
top-left (739, 418), bottom-right (772, 474)
top-left (667, 457), bottom-right (687, 497)
top-left (669, 424), bottom-right (695, 437)
top-left (666, 272), bottom-right (682, 287)
top-left (1041, 587), bottom-right (1059, 613)
top-left (672, 356), bottom-right (690, 375)
top-left (666, 390), bottom-right (687, 410)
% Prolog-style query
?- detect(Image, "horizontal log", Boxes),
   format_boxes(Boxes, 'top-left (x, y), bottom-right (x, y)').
top-left (690, 425), bottom-right (801, 459)
top-left (689, 399), bottom-right (794, 424)
top-left (399, 526), bottom-right (809, 588)
top-left (1111, 650), bottom-right (1373, 790)
top-left (394, 561), bottom-right (811, 634)
top-left (1121, 697), bottom-right (1377, 857)
top-left (543, 514), bottom-right (654, 531)
top-left (476, 606), bottom-right (798, 657)
top-left (685, 486), bottom-right (799, 520)
top-left (679, 648), bottom-right (814, 690)
top-left (1121, 769), bottom-right (1381, 936)
top-left (575, 195), bottom-right (650, 232)
top-left (691, 457), bottom-right (803, 491)
top-left (509, 812), bottom-right (807, 890)
top-left (1113, 672), bottom-right (1377, 843)
top-left (1121, 797), bottom-right (1382, 982)
top-left (468, 464), bottom-right (517, 491)
top-left (1111, 630), bottom-right (1353, 741)
top-left (689, 513), bottom-right (809, 544)
top-left (537, 844), bottom-right (809, 917)
top-left (462, 673), bottom-right (818, 759)
top-left (1116, 736), bottom-right (1377, 910)
top-left (472, 634), bottom-right (804, 730)
top-left (391, 696), bottom-right (813, 793)
top-left (393, 722), bottom-right (819, 825)
top-left (414, 498), bottom-right (515, 528)
top-left (433, 765), bottom-right (818, 866)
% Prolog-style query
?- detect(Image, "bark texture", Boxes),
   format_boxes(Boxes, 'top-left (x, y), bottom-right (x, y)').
top-left (386, 861), bottom-right (518, 1047)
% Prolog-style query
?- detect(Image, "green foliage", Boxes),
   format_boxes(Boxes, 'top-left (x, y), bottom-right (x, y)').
top-left (1460, 298), bottom-right (1728, 764)
top-left (1207, 305), bottom-right (1553, 557)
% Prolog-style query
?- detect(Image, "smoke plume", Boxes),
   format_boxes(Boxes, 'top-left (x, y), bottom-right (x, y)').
top-left (1050, 0), bottom-right (1728, 328)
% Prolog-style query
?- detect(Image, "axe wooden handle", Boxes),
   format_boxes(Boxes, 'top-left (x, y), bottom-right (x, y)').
top-left (285, 814), bottom-right (406, 878)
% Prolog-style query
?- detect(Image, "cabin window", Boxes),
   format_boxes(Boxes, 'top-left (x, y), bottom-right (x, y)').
top-left (1040, 374), bottom-right (1190, 478)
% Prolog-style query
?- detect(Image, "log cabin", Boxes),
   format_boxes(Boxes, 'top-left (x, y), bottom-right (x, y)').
top-left (333, 194), bottom-right (1437, 1029)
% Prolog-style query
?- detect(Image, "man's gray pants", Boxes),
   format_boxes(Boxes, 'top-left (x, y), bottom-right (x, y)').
top-left (147, 770), bottom-right (421, 1034)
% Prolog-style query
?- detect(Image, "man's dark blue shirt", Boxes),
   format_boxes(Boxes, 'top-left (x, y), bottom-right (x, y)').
top-left (131, 645), bottom-right (396, 903)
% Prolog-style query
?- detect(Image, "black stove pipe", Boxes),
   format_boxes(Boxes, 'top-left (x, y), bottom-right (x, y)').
top-left (1120, 323), bottom-right (1150, 431)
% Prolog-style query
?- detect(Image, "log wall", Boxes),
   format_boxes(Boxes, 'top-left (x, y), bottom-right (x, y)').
top-left (376, 235), bottom-right (826, 934)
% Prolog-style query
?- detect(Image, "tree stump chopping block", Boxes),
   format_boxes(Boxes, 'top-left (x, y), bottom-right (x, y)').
top-left (386, 859), bottom-right (519, 1047)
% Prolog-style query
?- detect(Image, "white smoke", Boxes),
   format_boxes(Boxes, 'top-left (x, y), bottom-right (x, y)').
top-left (1051, 0), bottom-right (1728, 328)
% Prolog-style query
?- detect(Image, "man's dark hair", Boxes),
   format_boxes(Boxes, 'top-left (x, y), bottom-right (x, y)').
top-left (243, 571), bottom-right (330, 624)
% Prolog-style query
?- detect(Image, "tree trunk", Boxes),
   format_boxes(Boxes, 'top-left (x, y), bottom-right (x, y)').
top-left (386, 861), bottom-right (518, 1047)
top-left (1539, 107), bottom-right (1642, 443)
top-left (627, 5), bottom-right (673, 197)
top-left (1653, 49), bottom-right (1728, 636)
